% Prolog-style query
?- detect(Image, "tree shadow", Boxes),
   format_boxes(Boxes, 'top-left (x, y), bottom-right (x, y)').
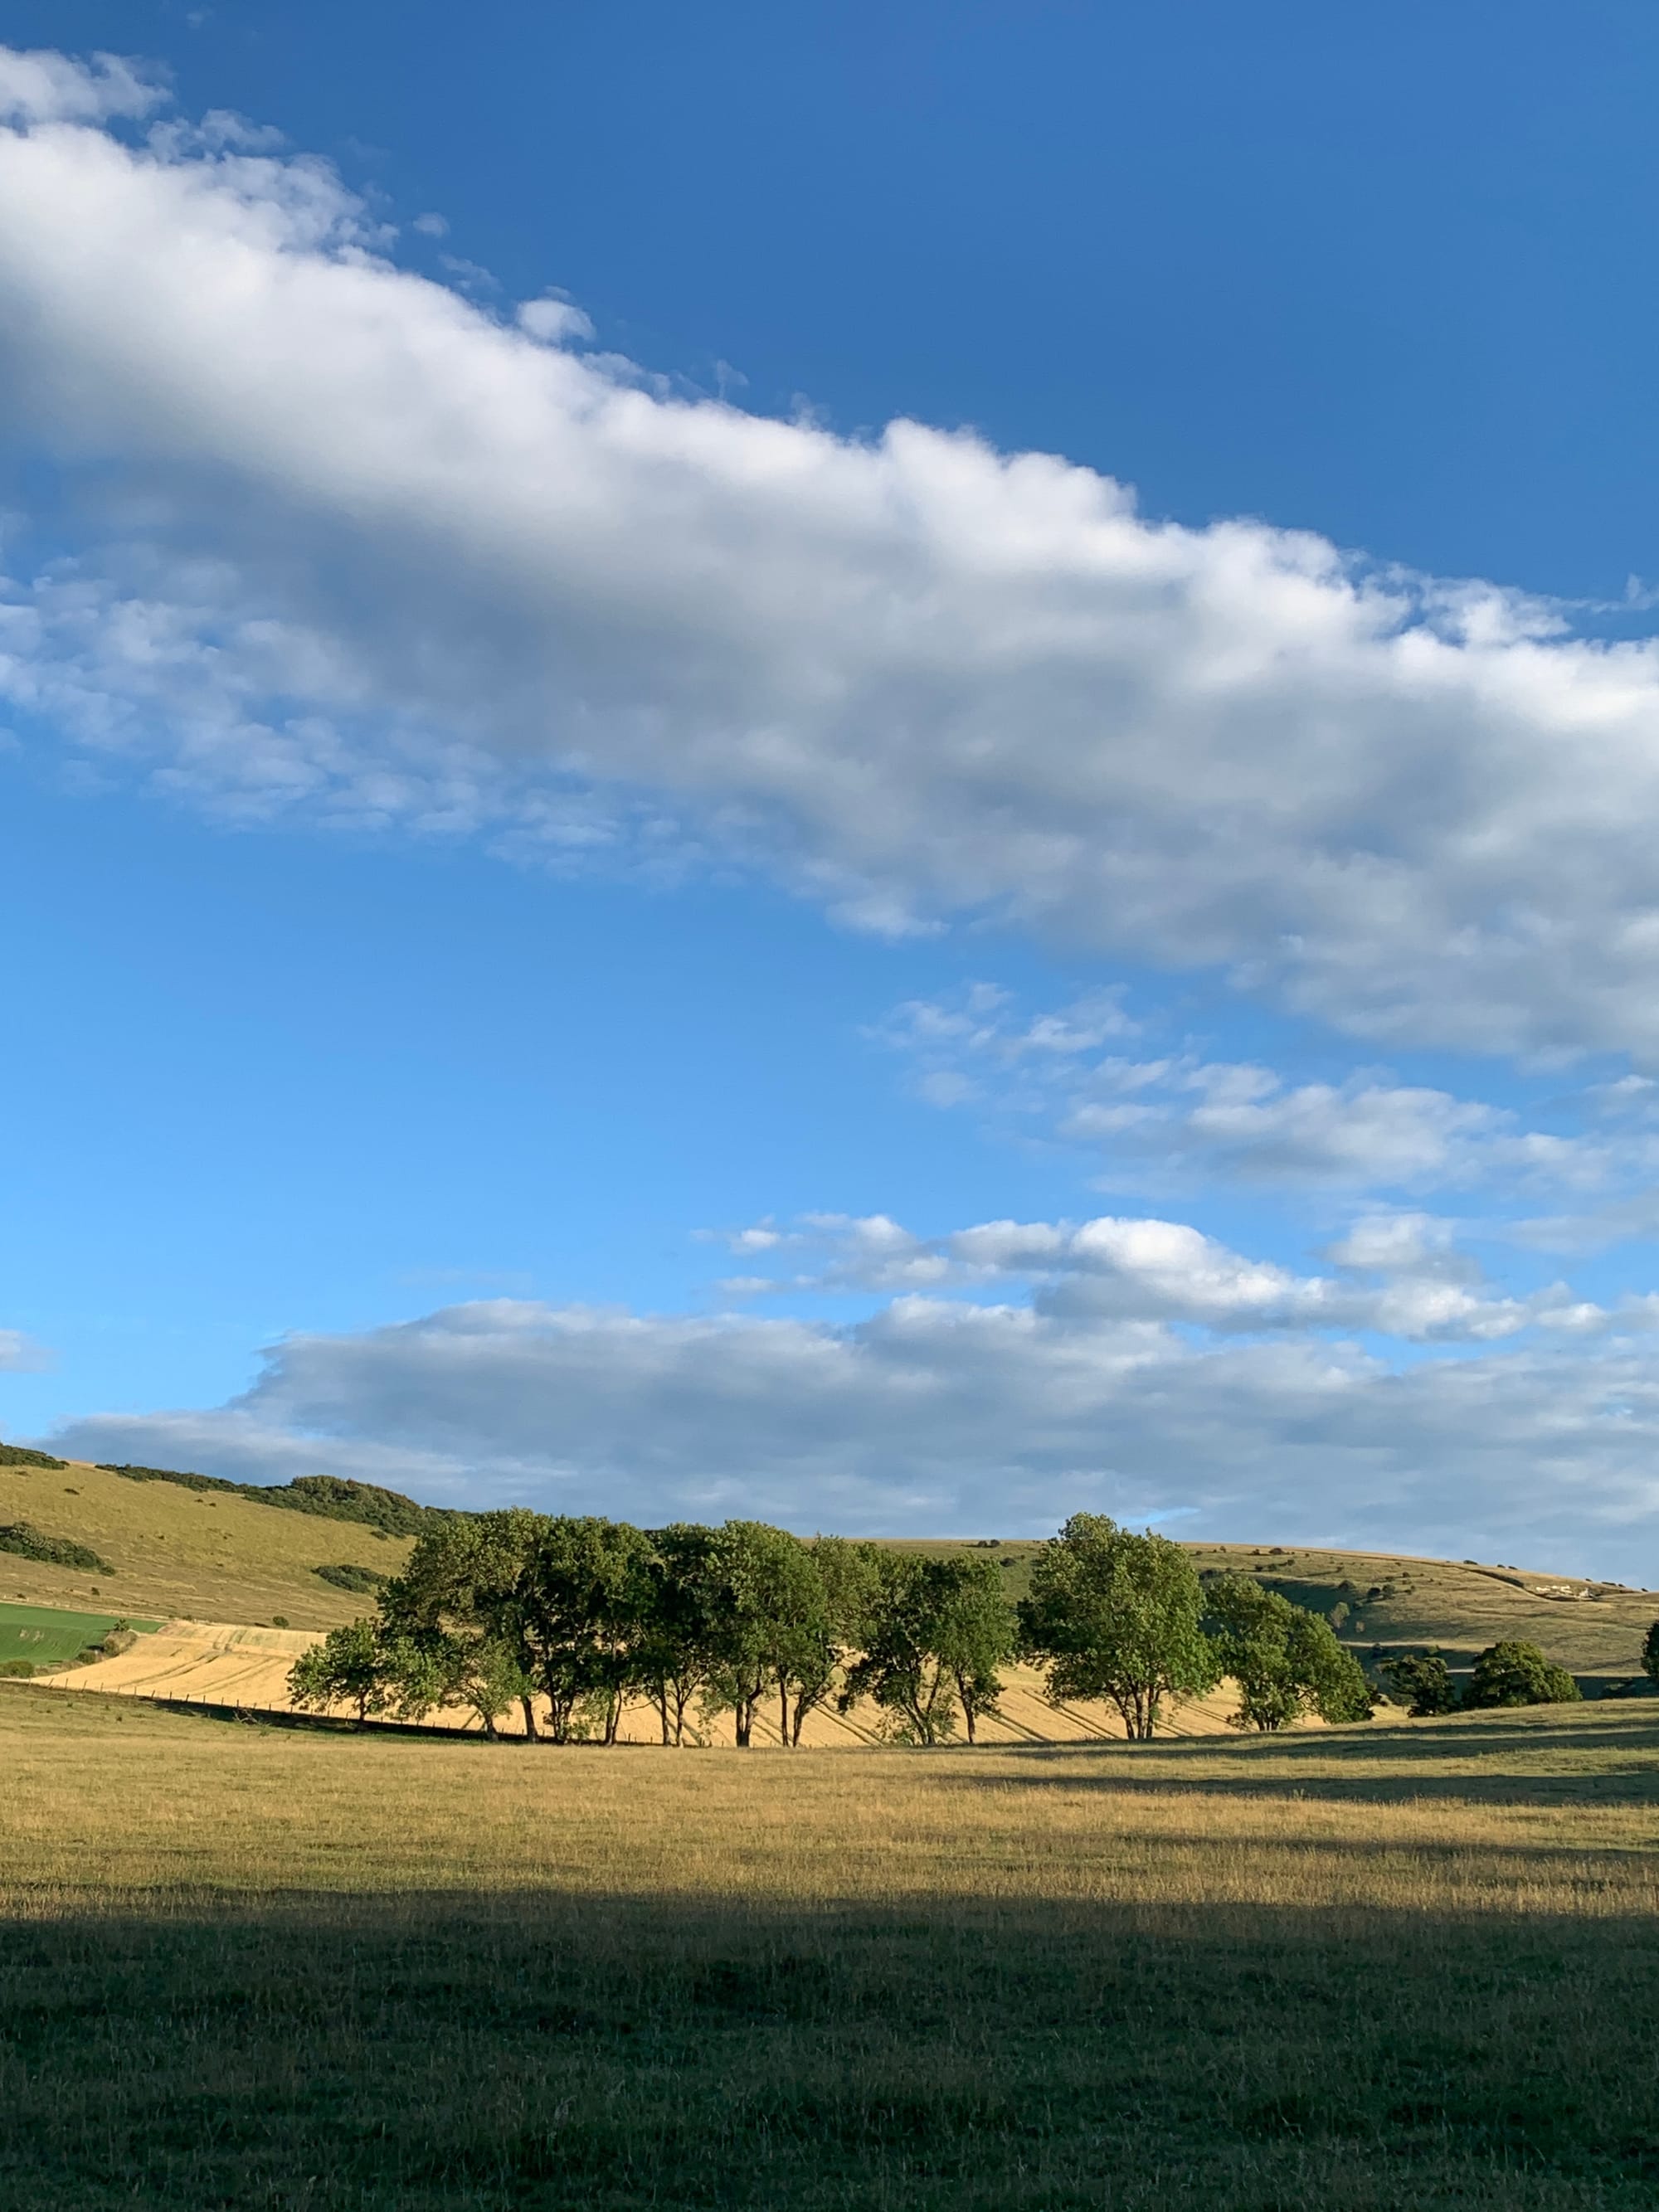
top-left (6, 1885), bottom-right (1659, 2210)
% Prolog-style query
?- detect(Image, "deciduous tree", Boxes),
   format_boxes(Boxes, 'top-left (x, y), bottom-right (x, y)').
top-left (1204, 1576), bottom-right (1372, 1731)
top-left (1462, 1640), bottom-right (1580, 1709)
top-left (1020, 1514), bottom-right (1219, 1740)
top-left (1379, 1650), bottom-right (1457, 1716)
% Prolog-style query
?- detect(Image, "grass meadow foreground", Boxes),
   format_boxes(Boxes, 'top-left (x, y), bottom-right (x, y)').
top-left (5, 1686), bottom-right (1659, 2210)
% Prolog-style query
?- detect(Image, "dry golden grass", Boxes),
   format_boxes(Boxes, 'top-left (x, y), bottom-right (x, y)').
top-left (4, 1682), bottom-right (1659, 2208)
top-left (0, 1457), bottom-right (412, 1626)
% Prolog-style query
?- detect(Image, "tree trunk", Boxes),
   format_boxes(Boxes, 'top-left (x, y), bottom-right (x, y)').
top-left (964, 1703), bottom-right (976, 1745)
top-left (735, 1704), bottom-right (751, 1748)
top-left (520, 1694), bottom-right (540, 1742)
top-left (780, 1680), bottom-right (791, 1747)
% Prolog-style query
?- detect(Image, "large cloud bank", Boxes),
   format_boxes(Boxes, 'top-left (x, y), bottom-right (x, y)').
top-left (7, 52), bottom-right (1659, 1053)
top-left (48, 1211), bottom-right (1659, 1577)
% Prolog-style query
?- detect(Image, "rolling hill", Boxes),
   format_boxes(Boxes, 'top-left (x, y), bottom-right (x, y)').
top-left (0, 1454), bottom-right (416, 1628)
top-left (4, 1451), bottom-right (1656, 1693)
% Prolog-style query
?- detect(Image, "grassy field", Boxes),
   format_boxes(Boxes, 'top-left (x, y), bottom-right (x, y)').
top-left (0, 1602), bottom-right (160, 1669)
top-left (0, 1459), bottom-right (414, 1628)
top-left (5, 1681), bottom-right (1659, 2209)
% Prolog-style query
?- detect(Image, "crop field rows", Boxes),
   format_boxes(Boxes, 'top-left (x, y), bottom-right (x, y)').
top-left (34, 1616), bottom-right (1243, 1743)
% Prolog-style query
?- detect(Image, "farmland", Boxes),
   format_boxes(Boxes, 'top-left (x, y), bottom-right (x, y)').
top-left (0, 1602), bottom-right (160, 1671)
top-left (4, 1682), bottom-right (1659, 2209)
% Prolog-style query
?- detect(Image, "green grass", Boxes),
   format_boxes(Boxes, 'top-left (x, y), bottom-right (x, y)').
top-left (0, 1602), bottom-right (160, 1669)
top-left (3, 1685), bottom-right (1659, 2208)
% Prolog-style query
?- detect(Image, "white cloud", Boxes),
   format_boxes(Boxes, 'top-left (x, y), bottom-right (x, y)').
top-left (710, 1208), bottom-right (1597, 1344)
top-left (0, 1328), bottom-right (53, 1373)
top-left (518, 294), bottom-right (596, 346)
top-left (0, 46), bottom-right (162, 125)
top-left (13, 62), bottom-right (1659, 1051)
top-left (44, 1292), bottom-right (1659, 1575)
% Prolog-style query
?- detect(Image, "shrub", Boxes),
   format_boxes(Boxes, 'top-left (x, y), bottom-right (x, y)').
top-left (0, 1659), bottom-right (33, 1676)
top-left (1462, 1640), bottom-right (1582, 1709)
top-left (271, 1616), bottom-right (290, 1629)
top-left (314, 1563), bottom-right (390, 1594)
top-left (99, 1462), bottom-right (439, 1536)
top-left (0, 1523), bottom-right (114, 1574)
top-left (0, 1442), bottom-right (67, 1469)
top-left (1642, 1620), bottom-right (1659, 1686)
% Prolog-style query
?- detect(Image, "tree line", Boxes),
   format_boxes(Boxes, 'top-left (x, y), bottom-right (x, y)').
top-left (287, 1510), bottom-right (1376, 1744)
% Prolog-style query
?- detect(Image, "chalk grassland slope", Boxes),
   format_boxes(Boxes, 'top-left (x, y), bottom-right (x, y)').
top-left (10, 1459), bottom-right (1657, 1678)
top-left (3, 1687), bottom-right (1659, 2210)
top-left (42, 1621), bottom-right (1241, 1743)
top-left (903, 1538), bottom-right (1659, 1679)
top-left (0, 1459), bottom-right (414, 1627)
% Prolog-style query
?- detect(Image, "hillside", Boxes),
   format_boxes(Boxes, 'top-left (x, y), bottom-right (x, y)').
top-left (0, 1456), bottom-right (416, 1628)
top-left (900, 1536), bottom-right (1659, 1687)
top-left (5, 1456), bottom-right (1655, 1685)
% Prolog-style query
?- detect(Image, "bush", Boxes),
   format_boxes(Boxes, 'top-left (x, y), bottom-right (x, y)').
top-left (0, 1658), bottom-right (33, 1676)
top-left (0, 1442), bottom-right (67, 1469)
top-left (99, 1463), bottom-right (439, 1536)
top-left (314, 1563), bottom-right (390, 1594)
top-left (0, 1523), bottom-right (114, 1574)
top-left (271, 1616), bottom-right (290, 1629)
top-left (1642, 1620), bottom-right (1659, 1686)
top-left (1463, 1640), bottom-right (1582, 1709)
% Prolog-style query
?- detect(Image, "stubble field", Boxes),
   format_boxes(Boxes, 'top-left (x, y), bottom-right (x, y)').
top-left (5, 1682), bottom-right (1659, 2210)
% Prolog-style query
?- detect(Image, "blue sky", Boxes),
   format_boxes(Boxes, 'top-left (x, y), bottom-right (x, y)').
top-left (7, 6), bottom-right (1659, 1570)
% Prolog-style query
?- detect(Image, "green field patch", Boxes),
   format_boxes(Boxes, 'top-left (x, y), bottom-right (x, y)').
top-left (0, 1602), bottom-right (162, 1670)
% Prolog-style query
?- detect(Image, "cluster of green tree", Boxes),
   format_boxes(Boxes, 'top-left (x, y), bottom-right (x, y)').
top-left (313, 1563), bottom-right (391, 1594)
top-left (0, 1522), bottom-right (113, 1574)
top-left (287, 1511), bottom-right (1372, 1746)
top-left (96, 1465), bottom-right (438, 1537)
top-left (0, 1441), bottom-right (68, 1470)
top-left (1381, 1641), bottom-right (1584, 1714)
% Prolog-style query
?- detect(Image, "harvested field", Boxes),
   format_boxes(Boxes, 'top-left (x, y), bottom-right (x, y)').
top-left (3, 1684), bottom-right (1659, 2209)
top-left (46, 1614), bottom-right (1243, 1741)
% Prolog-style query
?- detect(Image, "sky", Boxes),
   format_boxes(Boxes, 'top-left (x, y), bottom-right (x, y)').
top-left (8, 6), bottom-right (1659, 1572)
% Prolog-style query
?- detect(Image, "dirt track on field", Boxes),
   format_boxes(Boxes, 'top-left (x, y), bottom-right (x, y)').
top-left (44, 1620), bottom-right (1248, 1741)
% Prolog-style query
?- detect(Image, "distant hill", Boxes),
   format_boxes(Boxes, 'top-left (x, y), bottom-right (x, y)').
top-left (898, 1535), bottom-right (1659, 1690)
top-left (0, 1456), bottom-right (418, 1630)
top-left (3, 1450), bottom-right (1656, 1681)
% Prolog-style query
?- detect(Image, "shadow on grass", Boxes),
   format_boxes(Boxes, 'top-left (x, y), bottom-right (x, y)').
top-left (951, 1710), bottom-right (1659, 1808)
top-left (5, 1887), bottom-right (1659, 2211)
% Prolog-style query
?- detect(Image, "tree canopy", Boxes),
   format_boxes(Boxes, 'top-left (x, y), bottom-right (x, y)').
top-left (1202, 1576), bottom-right (1372, 1731)
top-left (1462, 1641), bottom-right (1581, 1709)
top-left (1019, 1514), bottom-right (1219, 1739)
